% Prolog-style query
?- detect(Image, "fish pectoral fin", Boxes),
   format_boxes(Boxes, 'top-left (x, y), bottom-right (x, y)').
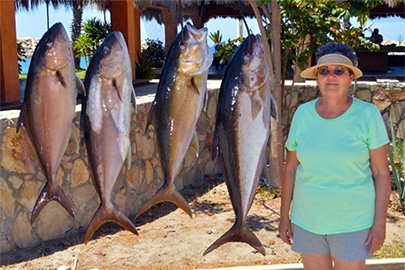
top-left (270, 92), bottom-right (278, 120)
top-left (135, 182), bottom-right (192, 219)
top-left (112, 79), bottom-right (123, 103)
top-left (56, 71), bottom-right (67, 87)
top-left (84, 204), bottom-right (138, 244)
top-left (190, 132), bottom-right (199, 158)
top-left (145, 100), bottom-right (157, 134)
top-left (203, 224), bottom-right (265, 256)
top-left (251, 94), bottom-right (263, 121)
top-left (190, 77), bottom-right (200, 95)
top-left (76, 75), bottom-right (86, 96)
top-left (30, 182), bottom-right (75, 224)
top-left (16, 105), bottom-right (28, 133)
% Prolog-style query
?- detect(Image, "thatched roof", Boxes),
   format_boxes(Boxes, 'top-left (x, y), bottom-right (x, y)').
top-left (15, 0), bottom-right (110, 11)
top-left (369, 1), bottom-right (405, 18)
top-left (134, 0), bottom-right (253, 26)
top-left (15, 0), bottom-right (405, 20)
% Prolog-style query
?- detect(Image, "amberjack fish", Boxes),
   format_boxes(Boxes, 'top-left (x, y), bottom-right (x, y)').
top-left (136, 23), bottom-right (213, 218)
top-left (81, 31), bottom-right (137, 243)
top-left (17, 22), bottom-right (83, 224)
top-left (204, 34), bottom-right (276, 256)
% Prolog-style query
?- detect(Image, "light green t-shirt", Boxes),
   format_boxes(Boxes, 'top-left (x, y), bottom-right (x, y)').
top-left (286, 97), bottom-right (389, 234)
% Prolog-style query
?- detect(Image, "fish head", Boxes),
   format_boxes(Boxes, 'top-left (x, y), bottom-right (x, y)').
top-left (240, 34), bottom-right (268, 91)
top-left (94, 31), bottom-right (130, 80)
top-left (177, 23), bottom-right (213, 76)
top-left (35, 23), bottom-right (72, 71)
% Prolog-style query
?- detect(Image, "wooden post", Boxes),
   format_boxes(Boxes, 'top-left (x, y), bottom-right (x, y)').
top-left (110, 0), bottom-right (140, 80)
top-left (0, 0), bottom-right (20, 103)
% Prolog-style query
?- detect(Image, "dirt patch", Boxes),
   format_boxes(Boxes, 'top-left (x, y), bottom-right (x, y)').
top-left (1, 177), bottom-right (404, 270)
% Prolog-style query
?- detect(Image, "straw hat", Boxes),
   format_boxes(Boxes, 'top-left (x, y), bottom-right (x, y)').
top-left (300, 54), bottom-right (363, 79)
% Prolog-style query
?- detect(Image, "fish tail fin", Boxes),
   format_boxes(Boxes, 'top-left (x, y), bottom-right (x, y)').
top-left (135, 182), bottom-right (192, 219)
top-left (203, 223), bottom-right (265, 256)
top-left (30, 182), bottom-right (75, 224)
top-left (84, 203), bottom-right (138, 244)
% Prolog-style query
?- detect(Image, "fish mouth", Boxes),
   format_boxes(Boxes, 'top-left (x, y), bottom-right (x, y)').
top-left (185, 23), bottom-right (208, 43)
top-left (42, 23), bottom-right (71, 71)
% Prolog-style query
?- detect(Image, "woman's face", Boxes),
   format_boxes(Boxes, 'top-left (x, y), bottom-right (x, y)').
top-left (316, 65), bottom-right (354, 97)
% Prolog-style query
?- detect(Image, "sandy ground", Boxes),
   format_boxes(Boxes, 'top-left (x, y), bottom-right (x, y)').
top-left (1, 177), bottom-right (404, 270)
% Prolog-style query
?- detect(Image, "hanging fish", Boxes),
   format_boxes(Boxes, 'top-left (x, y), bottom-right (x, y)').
top-left (17, 22), bottom-right (83, 224)
top-left (81, 31), bottom-right (137, 243)
top-left (204, 34), bottom-right (277, 256)
top-left (136, 23), bottom-right (213, 219)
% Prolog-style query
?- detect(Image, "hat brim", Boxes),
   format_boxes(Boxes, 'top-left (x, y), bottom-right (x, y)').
top-left (300, 54), bottom-right (363, 79)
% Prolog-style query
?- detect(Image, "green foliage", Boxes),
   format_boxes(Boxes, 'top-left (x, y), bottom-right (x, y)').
top-left (213, 37), bottom-right (245, 66)
top-left (135, 51), bottom-right (157, 80)
top-left (374, 240), bottom-right (405, 259)
top-left (73, 18), bottom-right (111, 68)
top-left (142, 39), bottom-right (165, 68)
top-left (273, 0), bottom-right (386, 72)
top-left (17, 41), bottom-right (27, 74)
top-left (209, 30), bottom-right (223, 45)
top-left (387, 114), bottom-right (405, 214)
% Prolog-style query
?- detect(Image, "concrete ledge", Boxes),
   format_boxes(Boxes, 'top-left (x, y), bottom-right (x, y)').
top-left (196, 258), bottom-right (405, 270)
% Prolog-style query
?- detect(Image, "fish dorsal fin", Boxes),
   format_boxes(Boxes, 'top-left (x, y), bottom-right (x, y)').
top-left (145, 100), bottom-right (157, 134)
top-left (190, 77), bottom-right (200, 95)
top-left (76, 75), bottom-right (86, 96)
top-left (202, 86), bottom-right (209, 113)
top-left (189, 131), bottom-right (199, 158)
top-left (131, 86), bottom-right (137, 112)
top-left (251, 93), bottom-right (263, 121)
top-left (69, 126), bottom-right (80, 153)
top-left (126, 138), bottom-right (132, 169)
top-left (211, 128), bottom-right (220, 160)
top-left (270, 92), bottom-right (278, 120)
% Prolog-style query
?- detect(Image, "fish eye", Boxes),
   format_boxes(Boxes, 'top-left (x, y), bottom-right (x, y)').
top-left (103, 46), bottom-right (110, 56)
top-left (180, 43), bottom-right (186, 51)
top-left (243, 53), bottom-right (250, 61)
top-left (46, 39), bottom-right (54, 47)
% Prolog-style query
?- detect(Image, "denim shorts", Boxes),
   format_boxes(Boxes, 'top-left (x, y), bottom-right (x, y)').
top-left (291, 224), bottom-right (374, 261)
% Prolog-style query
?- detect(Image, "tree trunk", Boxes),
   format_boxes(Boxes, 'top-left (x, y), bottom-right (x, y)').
top-left (71, 0), bottom-right (84, 70)
top-left (268, 1), bottom-right (283, 187)
top-left (248, 0), bottom-right (283, 187)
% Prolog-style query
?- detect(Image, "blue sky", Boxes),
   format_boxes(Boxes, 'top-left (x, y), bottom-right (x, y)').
top-left (15, 3), bottom-right (405, 46)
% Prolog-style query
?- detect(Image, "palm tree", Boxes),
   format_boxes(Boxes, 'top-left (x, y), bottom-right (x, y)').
top-left (15, 0), bottom-right (109, 69)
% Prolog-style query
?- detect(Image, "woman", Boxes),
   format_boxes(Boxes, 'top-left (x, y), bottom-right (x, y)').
top-left (278, 42), bottom-right (391, 270)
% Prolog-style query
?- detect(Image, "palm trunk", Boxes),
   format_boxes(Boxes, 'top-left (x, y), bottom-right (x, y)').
top-left (71, 0), bottom-right (84, 70)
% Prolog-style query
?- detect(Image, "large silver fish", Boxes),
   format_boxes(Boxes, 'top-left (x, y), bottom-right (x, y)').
top-left (136, 23), bottom-right (213, 218)
top-left (81, 31), bottom-right (137, 243)
top-left (204, 34), bottom-right (276, 256)
top-left (17, 22), bottom-right (83, 224)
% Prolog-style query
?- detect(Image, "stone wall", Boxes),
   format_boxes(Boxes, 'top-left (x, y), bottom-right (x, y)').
top-left (0, 88), bottom-right (220, 254)
top-left (1, 81), bottom-right (404, 254)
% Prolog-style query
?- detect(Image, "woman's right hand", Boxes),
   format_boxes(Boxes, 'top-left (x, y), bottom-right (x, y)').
top-left (278, 217), bottom-right (293, 245)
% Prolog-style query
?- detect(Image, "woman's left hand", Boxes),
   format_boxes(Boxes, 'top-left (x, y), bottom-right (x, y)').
top-left (365, 223), bottom-right (386, 255)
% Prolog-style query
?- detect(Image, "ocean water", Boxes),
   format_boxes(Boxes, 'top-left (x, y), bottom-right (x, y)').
top-left (19, 57), bottom-right (90, 74)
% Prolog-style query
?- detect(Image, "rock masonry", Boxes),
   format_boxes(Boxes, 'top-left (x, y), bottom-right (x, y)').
top-left (0, 81), bottom-right (404, 254)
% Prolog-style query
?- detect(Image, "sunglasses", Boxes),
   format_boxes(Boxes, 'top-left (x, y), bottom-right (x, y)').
top-left (317, 67), bottom-right (353, 77)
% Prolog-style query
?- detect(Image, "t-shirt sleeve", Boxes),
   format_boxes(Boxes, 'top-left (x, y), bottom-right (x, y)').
top-left (286, 110), bottom-right (299, 151)
top-left (367, 106), bottom-right (389, 149)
